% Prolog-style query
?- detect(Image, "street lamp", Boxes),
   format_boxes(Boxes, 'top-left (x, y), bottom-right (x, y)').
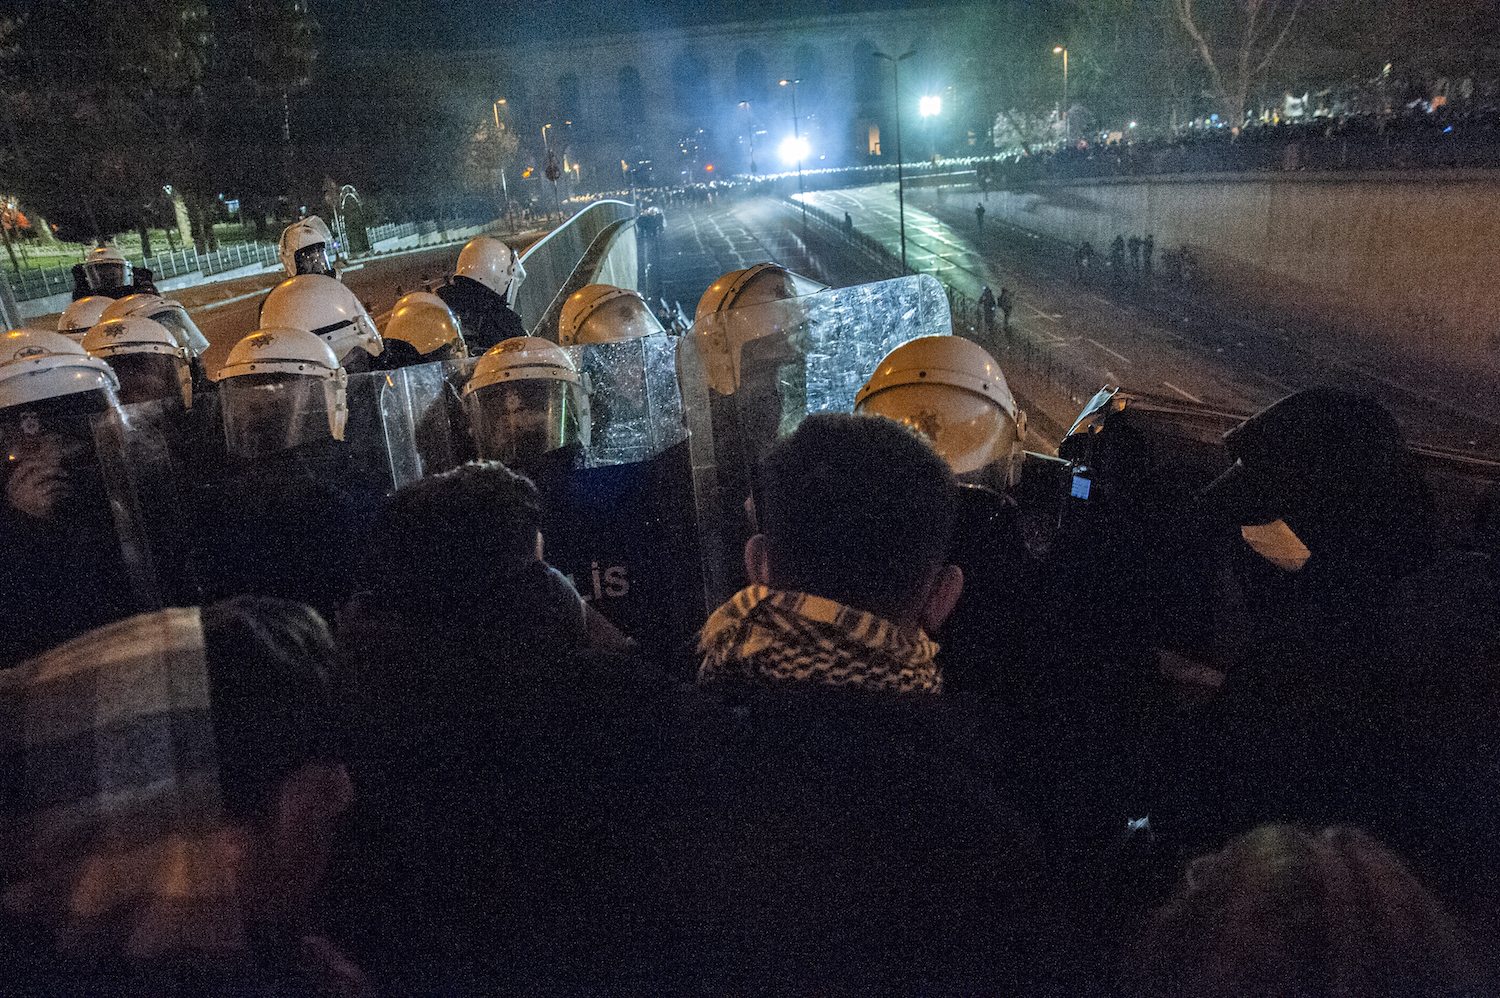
top-left (873, 47), bottom-right (917, 272)
top-left (779, 78), bottom-right (807, 240)
top-left (493, 99), bottom-right (510, 225)
top-left (1052, 46), bottom-right (1068, 146)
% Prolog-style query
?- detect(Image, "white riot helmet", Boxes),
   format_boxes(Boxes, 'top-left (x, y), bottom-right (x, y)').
top-left (0, 328), bottom-right (120, 410)
top-left (82, 246), bottom-right (132, 291)
top-left (455, 236), bottom-right (526, 302)
top-left (279, 216), bottom-right (337, 279)
top-left (58, 296), bottom-right (113, 342)
top-left (217, 327), bottom-right (348, 457)
top-left (463, 336), bottom-right (590, 465)
top-left (693, 262), bottom-right (825, 323)
top-left (559, 284), bottom-right (664, 347)
top-left (260, 274), bottom-right (382, 361)
top-left (100, 293), bottom-right (210, 357)
top-left (382, 292), bottom-right (467, 362)
top-left (81, 316), bottom-right (194, 408)
top-left (855, 335), bottom-right (1027, 481)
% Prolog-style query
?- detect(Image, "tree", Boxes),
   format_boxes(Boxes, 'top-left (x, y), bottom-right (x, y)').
top-left (0, 0), bottom-right (211, 246)
top-left (1171, 0), bottom-right (1302, 132)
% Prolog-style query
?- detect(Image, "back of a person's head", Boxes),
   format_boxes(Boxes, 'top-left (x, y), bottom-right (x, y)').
top-left (356, 460), bottom-right (583, 663)
top-left (759, 413), bottom-right (958, 620)
top-left (1127, 824), bottom-right (1479, 998)
top-left (201, 596), bottom-right (341, 824)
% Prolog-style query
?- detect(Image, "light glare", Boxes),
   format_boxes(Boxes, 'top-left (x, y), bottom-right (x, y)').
top-left (779, 135), bottom-right (810, 164)
top-left (919, 96), bottom-right (942, 116)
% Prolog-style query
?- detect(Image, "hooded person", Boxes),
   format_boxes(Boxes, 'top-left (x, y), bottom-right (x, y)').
top-left (436, 236), bottom-right (527, 353)
top-left (0, 598), bottom-right (367, 997)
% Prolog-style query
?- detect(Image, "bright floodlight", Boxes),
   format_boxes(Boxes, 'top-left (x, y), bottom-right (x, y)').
top-left (919, 95), bottom-right (942, 117)
top-left (779, 135), bottom-right (810, 164)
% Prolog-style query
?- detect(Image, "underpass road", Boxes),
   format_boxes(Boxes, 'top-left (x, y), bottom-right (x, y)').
top-left (802, 183), bottom-right (1500, 457)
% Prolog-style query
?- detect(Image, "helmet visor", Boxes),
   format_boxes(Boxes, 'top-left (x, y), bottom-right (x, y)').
top-left (221, 374), bottom-right (335, 458)
top-left (577, 296), bottom-right (664, 345)
top-left (293, 244), bottom-right (335, 277)
top-left (469, 379), bottom-right (577, 465)
top-left (148, 304), bottom-right (210, 355)
top-left (84, 259), bottom-right (130, 290)
top-left (107, 353), bottom-right (187, 407)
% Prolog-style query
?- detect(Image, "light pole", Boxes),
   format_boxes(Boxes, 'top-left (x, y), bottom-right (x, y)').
top-left (493, 99), bottom-right (510, 225)
top-left (739, 101), bottom-right (757, 175)
top-left (779, 78), bottom-right (807, 241)
top-left (1053, 46), bottom-right (1068, 146)
top-left (542, 123), bottom-right (562, 223)
top-left (873, 47), bottom-right (917, 272)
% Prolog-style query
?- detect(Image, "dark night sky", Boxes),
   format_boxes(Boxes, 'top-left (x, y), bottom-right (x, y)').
top-left (318, 0), bottom-right (956, 49)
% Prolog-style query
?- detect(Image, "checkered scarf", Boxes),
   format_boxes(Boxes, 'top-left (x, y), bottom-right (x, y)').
top-left (1, 607), bottom-right (245, 958)
top-left (697, 586), bottom-right (942, 693)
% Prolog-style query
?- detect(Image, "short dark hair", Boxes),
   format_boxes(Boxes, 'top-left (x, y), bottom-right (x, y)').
top-left (363, 460), bottom-right (546, 619)
top-left (201, 596), bottom-right (340, 822)
top-left (758, 413), bottom-right (958, 619)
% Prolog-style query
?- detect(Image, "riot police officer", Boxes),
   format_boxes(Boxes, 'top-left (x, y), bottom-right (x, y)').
top-left (436, 236), bottom-right (527, 353)
top-left (0, 329), bottom-right (143, 664)
top-left (189, 327), bottom-right (383, 618)
top-left (58, 295), bottom-right (112, 343)
top-left (260, 273), bottom-right (383, 372)
top-left (69, 245), bottom-right (159, 301)
top-left (81, 316), bottom-right (195, 409)
top-left (462, 336), bottom-right (589, 480)
top-left (855, 335), bottom-right (1036, 700)
top-left (279, 215), bottom-right (339, 279)
top-left (559, 284), bottom-right (664, 347)
top-left (378, 291), bottom-right (467, 368)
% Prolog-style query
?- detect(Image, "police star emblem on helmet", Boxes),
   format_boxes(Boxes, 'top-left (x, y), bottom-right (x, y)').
top-left (253, 334), bottom-right (276, 350)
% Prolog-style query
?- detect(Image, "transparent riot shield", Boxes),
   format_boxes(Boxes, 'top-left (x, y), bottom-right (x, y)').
top-left (681, 273), bottom-right (953, 609)
top-left (344, 366), bottom-right (444, 491)
top-left (513, 332), bottom-right (700, 664)
top-left (569, 332), bottom-right (687, 468)
top-left (358, 360), bottom-right (467, 489)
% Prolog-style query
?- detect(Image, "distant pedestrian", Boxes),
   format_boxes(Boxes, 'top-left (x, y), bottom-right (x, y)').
top-left (978, 286), bottom-right (996, 336)
top-left (975, 203), bottom-right (986, 233)
top-left (997, 287), bottom-right (1013, 332)
top-left (1142, 234), bottom-right (1155, 276)
top-left (843, 212), bottom-right (853, 238)
top-left (1109, 235), bottom-right (1126, 279)
top-left (1128, 235), bottom-right (1142, 274)
top-left (1075, 242), bottom-right (1095, 281)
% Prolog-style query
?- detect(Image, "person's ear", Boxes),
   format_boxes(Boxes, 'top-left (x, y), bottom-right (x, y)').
top-left (744, 533), bottom-right (772, 587)
top-left (918, 563), bottom-right (964, 635)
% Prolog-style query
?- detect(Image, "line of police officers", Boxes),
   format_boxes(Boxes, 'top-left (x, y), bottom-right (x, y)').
top-left (2, 214), bottom-right (1039, 674)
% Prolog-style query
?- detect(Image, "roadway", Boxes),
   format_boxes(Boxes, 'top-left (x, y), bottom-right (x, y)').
top-left (799, 182), bottom-right (1500, 458)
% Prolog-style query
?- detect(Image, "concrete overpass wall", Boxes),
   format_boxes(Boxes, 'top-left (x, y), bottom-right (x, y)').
top-left (987, 171), bottom-right (1500, 364)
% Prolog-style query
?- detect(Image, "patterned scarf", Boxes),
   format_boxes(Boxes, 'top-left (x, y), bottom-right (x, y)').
top-left (2, 608), bottom-right (245, 958)
top-left (697, 586), bottom-right (942, 694)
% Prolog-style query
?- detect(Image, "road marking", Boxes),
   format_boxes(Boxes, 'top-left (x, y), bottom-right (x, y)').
top-left (1162, 380), bottom-right (1203, 403)
top-left (1085, 338), bottom-right (1131, 364)
top-left (193, 289), bottom-right (267, 312)
top-left (1027, 304), bottom-right (1061, 322)
top-left (1251, 370), bottom-right (1294, 392)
